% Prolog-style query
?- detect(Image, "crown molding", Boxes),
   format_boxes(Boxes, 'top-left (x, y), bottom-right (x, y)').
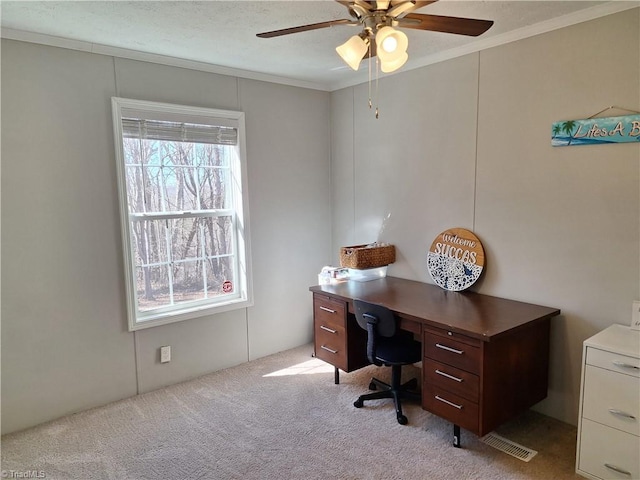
top-left (0, 27), bottom-right (332, 92)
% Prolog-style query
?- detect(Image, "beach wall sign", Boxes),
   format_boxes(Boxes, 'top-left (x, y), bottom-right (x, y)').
top-left (552, 114), bottom-right (640, 146)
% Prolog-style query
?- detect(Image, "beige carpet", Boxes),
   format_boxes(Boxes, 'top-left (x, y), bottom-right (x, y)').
top-left (2, 344), bottom-right (581, 480)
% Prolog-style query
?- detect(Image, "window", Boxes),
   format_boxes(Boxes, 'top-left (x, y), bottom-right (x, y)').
top-left (112, 98), bottom-right (252, 330)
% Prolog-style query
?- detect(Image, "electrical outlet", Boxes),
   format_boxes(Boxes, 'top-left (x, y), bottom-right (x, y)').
top-left (631, 301), bottom-right (640, 331)
top-left (160, 345), bottom-right (171, 363)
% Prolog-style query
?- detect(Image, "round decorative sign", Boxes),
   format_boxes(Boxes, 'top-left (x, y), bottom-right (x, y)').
top-left (427, 228), bottom-right (485, 291)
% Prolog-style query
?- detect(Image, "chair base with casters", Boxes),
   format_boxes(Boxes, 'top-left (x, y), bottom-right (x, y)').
top-left (353, 363), bottom-right (421, 425)
top-left (352, 300), bottom-right (422, 425)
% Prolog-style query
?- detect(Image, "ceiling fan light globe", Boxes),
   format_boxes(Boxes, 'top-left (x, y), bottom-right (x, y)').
top-left (381, 36), bottom-right (397, 53)
top-left (376, 26), bottom-right (408, 61)
top-left (380, 52), bottom-right (408, 73)
top-left (336, 35), bottom-right (368, 70)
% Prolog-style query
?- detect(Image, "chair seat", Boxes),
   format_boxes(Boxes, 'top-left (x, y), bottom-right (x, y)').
top-left (375, 337), bottom-right (421, 366)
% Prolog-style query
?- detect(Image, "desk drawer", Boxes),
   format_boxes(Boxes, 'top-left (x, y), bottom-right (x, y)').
top-left (313, 294), bottom-right (346, 329)
top-left (424, 384), bottom-right (479, 434)
top-left (424, 332), bottom-right (481, 374)
top-left (314, 321), bottom-right (347, 370)
top-left (423, 358), bottom-right (479, 402)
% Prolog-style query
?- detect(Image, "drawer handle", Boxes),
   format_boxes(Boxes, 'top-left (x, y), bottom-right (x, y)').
top-left (320, 325), bottom-right (337, 334)
top-left (320, 345), bottom-right (338, 354)
top-left (319, 306), bottom-right (337, 314)
top-left (435, 369), bottom-right (463, 382)
top-left (613, 360), bottom-right (640, 370)
top-left (435, 343), bottom-right (464, 355)
top-left (435, 395), bottom-right (463, 410)
top-left (604, 463), bottom-right (632, 476)
top-left (608, 409), bottom-right (637, 420)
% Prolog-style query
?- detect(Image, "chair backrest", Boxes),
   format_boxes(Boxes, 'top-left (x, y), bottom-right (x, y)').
top-left (354, 300), bottom-right (397, 365)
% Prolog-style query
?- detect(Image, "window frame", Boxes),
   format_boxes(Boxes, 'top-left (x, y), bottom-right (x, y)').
top-left (111, 97), bottom-right (253, 331)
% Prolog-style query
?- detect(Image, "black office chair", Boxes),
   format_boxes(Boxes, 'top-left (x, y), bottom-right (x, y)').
top-left (353, 300), bottom-right (422, 425)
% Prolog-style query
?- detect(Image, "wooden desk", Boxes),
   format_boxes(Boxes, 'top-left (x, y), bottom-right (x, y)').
top-left (309, 276), bottom-right (560, 446)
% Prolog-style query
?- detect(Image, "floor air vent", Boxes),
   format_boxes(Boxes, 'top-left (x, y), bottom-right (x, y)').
top-left (481, 432), bottom-right (538, 462)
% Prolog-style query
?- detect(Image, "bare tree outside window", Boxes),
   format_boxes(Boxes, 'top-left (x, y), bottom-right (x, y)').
top-left (124, 139), bottom-right (234, 311)
top-left (112, 98), bottom-right (252, 330)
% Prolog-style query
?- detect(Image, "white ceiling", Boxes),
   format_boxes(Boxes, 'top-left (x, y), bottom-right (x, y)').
top-left (1, 1), bottom-right (636, 91)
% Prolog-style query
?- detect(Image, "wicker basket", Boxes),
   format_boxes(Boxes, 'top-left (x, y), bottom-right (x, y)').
top-left (339, 244), bottom-right (396, 269)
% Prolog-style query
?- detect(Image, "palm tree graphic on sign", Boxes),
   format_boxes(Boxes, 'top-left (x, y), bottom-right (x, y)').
top-left (561, 120), bottom-right (577, 145)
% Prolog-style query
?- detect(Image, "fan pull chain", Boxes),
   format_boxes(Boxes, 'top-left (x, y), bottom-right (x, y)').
top-left (375, 56), bottom-right (379, 119)
top-left (365, 38), bottom-right (379, 119)
top-left (368, 41), bottom-right (372, 110)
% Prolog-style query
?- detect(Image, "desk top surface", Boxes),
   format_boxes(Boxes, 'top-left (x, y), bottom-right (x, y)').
top-left (310, 276), bottom-right (560, 342)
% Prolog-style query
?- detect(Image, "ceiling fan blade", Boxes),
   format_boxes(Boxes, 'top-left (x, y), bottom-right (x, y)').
top-left (335, 1), bottom-right (373, 12)
top-left (410, 1), bottom-right (439, 8)
top-left (336, 1), bottom-right (437, 19)
top-left (388, 1), bottom-right (438, 18)
top-left (400, 13), bottom-right (493, 36)
top-left (390, 0), bottom-right (436, 5)
top-left (257, 19), bottom-right (355, 38)
top-left (365, 0), bottom-right (437, 10)
top-left (335, 0), bottom-right (374, 20)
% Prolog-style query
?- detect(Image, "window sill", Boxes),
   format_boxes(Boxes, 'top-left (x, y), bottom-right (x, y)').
top-left (128, 296), bottom-right (253, 331)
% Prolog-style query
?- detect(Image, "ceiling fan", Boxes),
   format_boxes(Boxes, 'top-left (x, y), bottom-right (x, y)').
top-left (257, 1), bottom-right (494, 73)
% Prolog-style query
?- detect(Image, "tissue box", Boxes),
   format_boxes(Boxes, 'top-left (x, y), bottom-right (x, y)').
top-left (339, 244), bottom-right (395, 269)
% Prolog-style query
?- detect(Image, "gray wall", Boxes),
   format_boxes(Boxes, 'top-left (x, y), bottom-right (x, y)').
top-left (2, 8), bottom-right (639, 435)
top-left (1, 41), bottom-right (331, 434)
top-left (331, 9), bottom-right (640, 426)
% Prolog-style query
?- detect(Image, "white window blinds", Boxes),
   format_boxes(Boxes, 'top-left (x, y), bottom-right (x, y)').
top-left (121, 118), bottom-right (238, 146)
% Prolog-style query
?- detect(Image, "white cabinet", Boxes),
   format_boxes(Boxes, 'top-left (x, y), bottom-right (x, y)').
top-left (576, 324), bottom-right (640, 480)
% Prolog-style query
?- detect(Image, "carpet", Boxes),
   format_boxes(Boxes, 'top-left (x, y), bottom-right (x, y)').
top-left (1, 344), bottom-right (581, 479)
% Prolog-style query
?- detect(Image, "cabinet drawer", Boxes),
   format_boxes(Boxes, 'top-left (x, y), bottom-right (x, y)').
top-left (424, 332), bottom-right (481, 374)
top-left (314, 320), bottom-right (347, 370)
top-left (423, 384), bottom-right (479, 434)
top-left (423, 358), bottom-right (479, 402)
top-left (578, 418), bottom-right (640, 480)
top-left (313, 294), bottom-right (346, 329)
top-left (583, 365), bottom-right (640, 436)
top-left (587, 347), bottom-right (640, 378)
